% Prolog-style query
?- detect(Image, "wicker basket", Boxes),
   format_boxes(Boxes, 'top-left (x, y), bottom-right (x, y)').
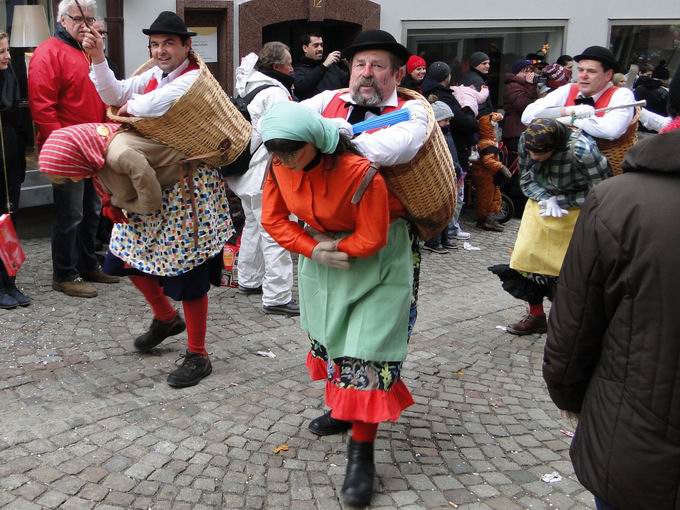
top-left (382, 88), bottom-right (457, 239)
top-left (597, 108), bottom-right (640, 176)
top-left (107, 51), bottom-right (251, 168)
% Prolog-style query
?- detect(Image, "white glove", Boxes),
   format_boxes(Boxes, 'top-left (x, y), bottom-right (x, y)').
top-left (538, 196), bottom-right (568, 218)
top-left (311, 241), bottom-right (350, 270)
top-left (326, 117), bottom-right (353, 139)
top-left (562, 105), bottom-right (595, 119)
top-left (304, 226), bottom-right (334, 243)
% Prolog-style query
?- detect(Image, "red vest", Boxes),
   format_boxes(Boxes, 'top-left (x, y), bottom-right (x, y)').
top-left (143, 62), bottom-right (200, 94)
top-left (321, 91), bottom-right (407, 133)
top-left (565, 83), bottom-right (618, 117)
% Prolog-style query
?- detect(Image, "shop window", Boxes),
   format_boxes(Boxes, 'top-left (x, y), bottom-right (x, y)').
top-left (610, 22), bottom-right (680, 80)
top-left (406, 24), bottom-right (564, 109)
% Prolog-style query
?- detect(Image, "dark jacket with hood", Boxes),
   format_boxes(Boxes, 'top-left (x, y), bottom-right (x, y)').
top-left (293, 56), bottom-right (348, 100)
top-left (421, 77), bottom-right (478, 166)
top-left (461, 68), bottom-right (493, 116)
top-left (633, 75), bottom-right (669, 116)
top-left (543, 128), bottom-right (680, 510)
top-left (502, 72), bottom-right (538, 139)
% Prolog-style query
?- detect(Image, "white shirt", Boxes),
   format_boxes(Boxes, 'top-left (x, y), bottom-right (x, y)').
top-left (302, 88), bottom-right (429, 166)
top-left (89, 58), bottom-right (199, 118)
top-left (522, 83), bottom-right (636, 141)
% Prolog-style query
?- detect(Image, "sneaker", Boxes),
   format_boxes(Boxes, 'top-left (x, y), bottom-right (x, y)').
top-left (469, 147), bottom-right (480, 162)
top-left (52, 278), bottom-right (98, 298)
top-left (441, 240), bottom-right (458, 250)
top-left (167, 351), bottom-right (212, 388)
top-left (422, 243), bottom-right (448, 254)
top-left (238, 284), bottom-right (263, 295)
top-left (82, 268), bottom-right (120, 284)
top-left (453, 230), bottom-right (471, 240)
top-left (506, 313), bottom-right (547, 336)
top-left (477, 218), bottom-right (504, 232)
top-left (263, 300), bottom-right (300, 316)
top-left (134, 314), bottom-right (186, 352)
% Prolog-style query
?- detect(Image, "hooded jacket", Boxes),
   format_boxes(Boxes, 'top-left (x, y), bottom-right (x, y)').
top-left (227, 53), bottom-right (291, 196)
top-left (544, 128), bottom-right (680, 510)
top-left (502, 73), bottom-right (538, 139)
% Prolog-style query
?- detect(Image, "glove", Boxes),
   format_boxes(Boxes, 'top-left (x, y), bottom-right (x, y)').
top-left (326, 117), bottom-right (353, 139)
top-left (304, 226), bottom-right (334, 243)
top-left (311, 241), bottom-right (350, 270)
top-left (538, 196), bottom-right (568, 218)
top-left (102, 205), bottom-right (128, 224)
top-left (562, 105), bottom-right (595, 119)
top-left (493, 165), bottom-right (512, 186)
top-left (500, 165), bottom-right (512, 179)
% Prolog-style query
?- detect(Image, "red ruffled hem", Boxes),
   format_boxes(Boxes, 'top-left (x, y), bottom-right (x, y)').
top-left (326, 379), bottom-right (414, 423)
top-left (305, 351), bottom-right (327, 381)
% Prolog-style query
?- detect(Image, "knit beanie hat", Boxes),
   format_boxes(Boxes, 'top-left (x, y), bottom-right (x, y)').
top-left (427, 61), bottom-right (451, 83)
top-left (469, 51), bottom-right (490, 68)
top-left (542, 63), bottom-right (569, 89)
top-left (430, 101), bottom-right (454, 122)
top-left (668, 64), bottom-right (680, 118)
top-left (406, 55), bottom-right (426, 74)
top-left (511, 59), bottom-right (532, 75)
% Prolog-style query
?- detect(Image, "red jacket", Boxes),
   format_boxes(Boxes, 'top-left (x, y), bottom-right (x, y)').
top-left (502, 73), bottom-right (538, 139)
top-left (28, 36), bottom-right (106, 147)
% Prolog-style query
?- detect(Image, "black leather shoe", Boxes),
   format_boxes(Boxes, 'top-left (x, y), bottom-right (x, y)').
top-left (134, 314), bottom-right (186, 352)
top-left (341, 439), bottom-right (375, 507)
top-left (238, 284), bottom-right (263, 295)
top-left (263, 300), bottom-right (300, 317)
top-left (308, 410), bottom-right (352, 436)
top-left (167, 351), bottom-right (212, 388)
top-left (0, 287), bottom-right (18, 309)
top-left (7, 278), bottom-right (31, 307)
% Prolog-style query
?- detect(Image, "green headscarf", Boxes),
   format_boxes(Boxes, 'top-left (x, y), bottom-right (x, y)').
top-left (261, 101), bottom-right (340, 154)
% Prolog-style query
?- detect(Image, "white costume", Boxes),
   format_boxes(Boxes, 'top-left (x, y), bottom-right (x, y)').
top-left (226, 53), bottom-right (294, 307)
top-left (522, 83), bottom-right (635, 141)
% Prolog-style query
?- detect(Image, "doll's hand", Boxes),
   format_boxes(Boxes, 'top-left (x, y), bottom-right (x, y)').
top-left (311, 241), bottom-right (350, 270)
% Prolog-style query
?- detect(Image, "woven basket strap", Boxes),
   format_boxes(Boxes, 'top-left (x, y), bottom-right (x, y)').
top-left (351, 165), bottom-right (379, 205)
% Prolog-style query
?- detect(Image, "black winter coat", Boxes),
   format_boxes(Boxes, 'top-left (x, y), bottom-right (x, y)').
top-left (461, 68), bottom-right (493, 116)
top-left (634, 76), bottom-right (669, 116)
top-left (544, 128), bottom-right (680, 510)
top-left (293, 57), bottom-right (349, 100)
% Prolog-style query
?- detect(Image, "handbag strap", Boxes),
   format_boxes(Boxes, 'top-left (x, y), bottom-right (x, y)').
top-left (0, 114), bottom-right (10, 213)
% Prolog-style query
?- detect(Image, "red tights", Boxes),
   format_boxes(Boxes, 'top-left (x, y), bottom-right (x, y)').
top-left (352, 421), bottom-right (379, 442)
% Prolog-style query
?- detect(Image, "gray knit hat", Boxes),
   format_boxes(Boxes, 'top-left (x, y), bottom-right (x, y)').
top-left (470, 51), bottom-right (490, 68)
top-left (427, 61), bottom-right (451, 83)
top-left (431, 101), bottom-right (454, 122)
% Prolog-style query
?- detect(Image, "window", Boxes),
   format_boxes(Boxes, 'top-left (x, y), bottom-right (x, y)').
top-left (609, 21), bottom-right (680, 81)
top-left (405, 21), bottom-right (565, 108)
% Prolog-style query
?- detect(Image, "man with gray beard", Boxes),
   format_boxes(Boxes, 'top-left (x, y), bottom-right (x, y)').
top-left (300, 29), bottom-right (429, 506)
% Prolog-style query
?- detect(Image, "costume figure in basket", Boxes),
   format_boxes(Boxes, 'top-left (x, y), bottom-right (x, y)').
top-left (82, 11), bottom-right (232, 388)
top-left (296, 29), bottom-right (433, 506)
top-left (522, 46), bottom-right (636, 175)
top-left (489, 118), bottom-right (610, 336)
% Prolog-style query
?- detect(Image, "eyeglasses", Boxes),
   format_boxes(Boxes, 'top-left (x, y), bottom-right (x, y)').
top-left (64, 13), bottom-right (96, 25)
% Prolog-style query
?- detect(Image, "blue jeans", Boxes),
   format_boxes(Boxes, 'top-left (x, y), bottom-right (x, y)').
top-left (595, 496), bottom-right (617, 510)
top-left (51, 179), bottom-right (101, 281)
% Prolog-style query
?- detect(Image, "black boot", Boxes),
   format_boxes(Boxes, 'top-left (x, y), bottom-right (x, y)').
top-left (308, 410), bottom-right (352, 436)
top-left (134, 314), bottom-right (186, 352)
top-left (6, 277), bottom-right (31, 307)
top-left (0, 286), bottom-right (18, 309)
top-left (341, 438), bottom-right (375, 507)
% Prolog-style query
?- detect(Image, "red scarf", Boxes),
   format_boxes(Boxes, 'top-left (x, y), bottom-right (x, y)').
top-left (660, 116), bottom-right (680, 134)
top-left (143, 61), bottom-right (199, 93)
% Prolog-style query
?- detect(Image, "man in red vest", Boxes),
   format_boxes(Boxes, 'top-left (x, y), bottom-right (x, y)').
top-left (522, 47), bottom-right (635, 168)
top-left (80, 12), bottom-right (233, 389)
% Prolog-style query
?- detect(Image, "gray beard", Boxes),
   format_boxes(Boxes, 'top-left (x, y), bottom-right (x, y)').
top-left (350, 86), bottom-right (383, 106)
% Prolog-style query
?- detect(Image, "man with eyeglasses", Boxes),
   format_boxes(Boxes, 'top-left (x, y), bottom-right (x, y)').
top-left (29, 0), bottom-right (119, 299)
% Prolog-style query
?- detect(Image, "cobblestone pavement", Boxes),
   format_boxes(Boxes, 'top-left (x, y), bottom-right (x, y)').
top-left (0, 214), bottom-right (596, 510)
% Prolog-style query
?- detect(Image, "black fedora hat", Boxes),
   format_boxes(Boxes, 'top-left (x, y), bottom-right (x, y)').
top-left (574, 45), bottom-right (619, 72)
top-left (142, 11), bottom-right (197, 37)
top-left (342, 29), bottom-right (411, 65)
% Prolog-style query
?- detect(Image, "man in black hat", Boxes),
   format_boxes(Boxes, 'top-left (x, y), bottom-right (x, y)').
top-left (83, 11), bottom-right (198, 117)
top-left (300, 28), bottom-right (430, 508)
top-left (522, 45), bottom-right (636, 150)
top-left (79, 12), bottom-right (233, 390)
